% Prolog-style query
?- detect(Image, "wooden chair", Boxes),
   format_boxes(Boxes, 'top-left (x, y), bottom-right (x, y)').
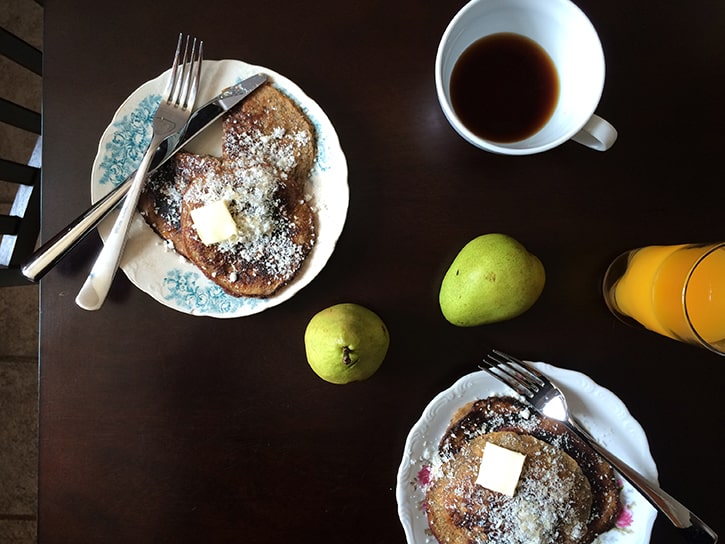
top-left (0, 24), bottom-right (42, 286)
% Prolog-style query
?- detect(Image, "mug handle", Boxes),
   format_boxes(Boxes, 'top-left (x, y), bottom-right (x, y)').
top-left (572, 114), bottom-right (617, 151)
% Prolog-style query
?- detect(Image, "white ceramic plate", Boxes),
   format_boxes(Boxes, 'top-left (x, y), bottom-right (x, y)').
top-left (396, 363), bottom-right (658, 543)
top-left (91, 60), bottom-right (348, 317)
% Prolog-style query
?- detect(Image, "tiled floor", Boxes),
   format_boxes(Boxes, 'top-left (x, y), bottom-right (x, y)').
top-left (1, 1), bottom-right (43, 542)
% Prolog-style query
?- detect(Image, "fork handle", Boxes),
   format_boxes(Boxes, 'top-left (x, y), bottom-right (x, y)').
top-left (569, 417), bottom-right (718, 543)
top-left (75, 136), bottom-right (160, 310)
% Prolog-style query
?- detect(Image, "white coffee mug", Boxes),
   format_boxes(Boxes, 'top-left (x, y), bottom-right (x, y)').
top-left (435, 0), bottom-right (617, 155)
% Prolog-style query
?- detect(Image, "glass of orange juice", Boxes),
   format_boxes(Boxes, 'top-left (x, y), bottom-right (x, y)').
top-left (603, 242), bottom-right (725, 355)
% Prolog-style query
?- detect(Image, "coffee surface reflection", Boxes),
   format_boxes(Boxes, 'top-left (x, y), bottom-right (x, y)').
top-left (450, 32), bottom-right (559, 143)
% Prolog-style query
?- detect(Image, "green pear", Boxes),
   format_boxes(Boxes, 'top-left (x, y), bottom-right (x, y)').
top-left (439, 234), bottom-right (545, 326)
top-left (304, 303), bottom-right (390, 384)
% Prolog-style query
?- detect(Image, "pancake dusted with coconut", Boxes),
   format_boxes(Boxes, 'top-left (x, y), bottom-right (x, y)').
top-left (138, 82), bottom-right (317, 297)
top-left (426, 431), bottom-right (594, 544)
top-left (179, 152), bottom-right (315, 297)
top-left (424, 396), bottom-right (622, 544)
top-left (221, 82), bottom-right (316, 188)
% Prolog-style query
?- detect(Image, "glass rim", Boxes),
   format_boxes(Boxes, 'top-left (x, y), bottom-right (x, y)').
top-left (682, 242), bottom-right (725, 355)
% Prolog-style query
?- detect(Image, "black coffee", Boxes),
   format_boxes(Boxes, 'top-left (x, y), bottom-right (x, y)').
top-left (450, 33), bottom-right (560, 143)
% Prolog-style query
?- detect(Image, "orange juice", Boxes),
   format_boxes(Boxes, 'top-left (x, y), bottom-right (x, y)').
top-left (685, 247), bottom-right (725, 344)
top-left (610, 243), bottom-right (725, 349)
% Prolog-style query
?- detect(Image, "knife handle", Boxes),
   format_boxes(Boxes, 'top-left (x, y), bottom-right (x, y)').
top-left (21, 177), bottom-right (131, 282)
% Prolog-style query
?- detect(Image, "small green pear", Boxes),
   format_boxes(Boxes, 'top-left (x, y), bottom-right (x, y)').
top-left (439, 234), bottom-right (545, 326)
top-left (304, 303), bottom-right (390, 384)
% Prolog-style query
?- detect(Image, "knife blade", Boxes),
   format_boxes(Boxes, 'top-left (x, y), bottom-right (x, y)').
top-left (21, 73), bottom-right (268, 282)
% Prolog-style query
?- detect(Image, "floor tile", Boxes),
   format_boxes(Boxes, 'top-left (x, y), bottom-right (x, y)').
top-left (0, 519), bottom-right (37, 543)
top-left (0, 285), bottom-right (39, 359)
top-left (0, 359), bottom-right (38, 516)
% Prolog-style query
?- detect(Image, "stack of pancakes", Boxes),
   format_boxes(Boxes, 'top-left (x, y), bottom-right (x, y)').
top-left (138, 82), bottom-right (317, 298)
top-left (425, 396), bottom-right (622, 544)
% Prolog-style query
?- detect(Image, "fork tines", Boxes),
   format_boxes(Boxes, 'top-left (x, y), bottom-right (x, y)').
top-left (480, 349), bottom-right (544, 398)
top-left (167, 34), bottom-right (203, 110)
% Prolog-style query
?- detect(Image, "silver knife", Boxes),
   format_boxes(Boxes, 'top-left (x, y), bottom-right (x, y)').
top-left (21, 73), bottom-right (268, 282)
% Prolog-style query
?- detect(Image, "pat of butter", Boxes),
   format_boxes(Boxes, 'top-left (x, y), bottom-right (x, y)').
top-left (476, 441), bottom-right (526, 496)
top-left (189, 199), bottom-right (238, 245)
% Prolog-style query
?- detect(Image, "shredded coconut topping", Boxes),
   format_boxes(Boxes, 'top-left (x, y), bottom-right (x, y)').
top-left (182, 126), bottom-right (312, 280)
top-left (419, 397), bottom-right (614, 544)
top-left (140, 86), bottom-right (317, 296)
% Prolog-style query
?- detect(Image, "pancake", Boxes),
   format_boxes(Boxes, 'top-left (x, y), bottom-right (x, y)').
top-left (221, 82), bottom-right (316, 188)
top-left (138, 82), bottom-right (317, 297)
top-left (425, 396), bottom-right (622, 544)
top-left (139, 152), bottom-right (221, 257)
top-left (179, 153), bottom-right (315, 297)
top-left (426, 431), bottom-right (593, 544)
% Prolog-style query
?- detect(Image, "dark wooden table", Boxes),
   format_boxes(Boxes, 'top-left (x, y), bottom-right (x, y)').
top-left (39, 1), bottom-right (724, 542)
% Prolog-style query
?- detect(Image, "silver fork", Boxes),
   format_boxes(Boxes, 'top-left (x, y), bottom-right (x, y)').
top-left (480, 349), bottom-right (718, 544)
top-left (75, 34), bottom-right (203, 311)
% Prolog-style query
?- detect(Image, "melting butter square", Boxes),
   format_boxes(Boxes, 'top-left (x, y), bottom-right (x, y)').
top-left (476, 441), bottom-right (526, 496)
top-left (189, 199), bottom-right (238, 245)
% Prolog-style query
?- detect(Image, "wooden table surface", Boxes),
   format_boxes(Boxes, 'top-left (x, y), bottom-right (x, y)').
top-left (39, 1), bottom-right (724, 542)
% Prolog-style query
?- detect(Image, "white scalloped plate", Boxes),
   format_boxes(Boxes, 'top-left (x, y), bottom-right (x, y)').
top-left (91, 59), bottom-right (348, 317)
top-left (396, 363), bottom-right (658, 543)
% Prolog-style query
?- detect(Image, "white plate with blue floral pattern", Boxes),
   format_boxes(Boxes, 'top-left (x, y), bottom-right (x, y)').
top-left (91, 59), bottom-right (348, 317)
top-left (396, 362), bottom-right (658, 543)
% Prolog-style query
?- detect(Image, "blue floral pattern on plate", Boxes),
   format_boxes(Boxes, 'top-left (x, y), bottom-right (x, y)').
top-left (98, 94), bottom-right (161, 188)
top-left (162, 270), bottom-right (258, 314)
